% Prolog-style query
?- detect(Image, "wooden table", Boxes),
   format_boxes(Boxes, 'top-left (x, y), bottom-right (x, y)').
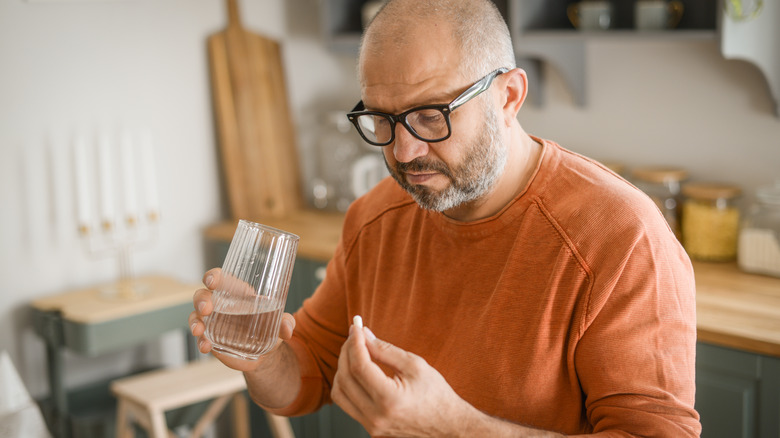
top-left (30, 275), bottom-right (200, 438)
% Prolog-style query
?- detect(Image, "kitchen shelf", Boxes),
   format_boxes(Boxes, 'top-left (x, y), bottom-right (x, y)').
top-left (514, 28), bottom-right (718, 106)
top-left (520, 29), bottom-right (717, 41)
top-left (319, 0), bottom-right (779, 117)
top-left (509, 0), bottom-right (717, 106)
top-left (511, 0), bottom-right (717, 31)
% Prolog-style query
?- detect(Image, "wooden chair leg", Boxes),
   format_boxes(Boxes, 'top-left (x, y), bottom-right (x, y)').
top-left (189, 393), bottom-right (232, 438)
top-left (115, 398), bottom-right (133, 438)
top-left (231, 392), bottom-right (250, 438)
top-left (265, 411), bottom-right (295, 438)
top-left (148, 409), bottom-right (170, 438)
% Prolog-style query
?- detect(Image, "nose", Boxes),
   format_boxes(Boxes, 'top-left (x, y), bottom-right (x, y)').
top-left (392, 122), bottom-right (429, 163)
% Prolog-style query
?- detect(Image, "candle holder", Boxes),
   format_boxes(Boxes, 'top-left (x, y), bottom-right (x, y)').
top-left (73, 126), bottom-right (161, 300)
top-left (80, 211), bottom-right (160, 300)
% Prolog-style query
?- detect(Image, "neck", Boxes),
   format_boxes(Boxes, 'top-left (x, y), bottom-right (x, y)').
top-left (444, 125), bottom-right (541, 222)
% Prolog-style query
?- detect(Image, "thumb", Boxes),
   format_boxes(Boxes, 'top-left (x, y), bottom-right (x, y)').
top-left (363, 328), bottom-right (419, 376)
top-left (278, 313), bottom-right (296, 341)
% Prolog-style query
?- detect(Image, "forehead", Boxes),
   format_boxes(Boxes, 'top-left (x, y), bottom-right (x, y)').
top-left (359, 21), bottom-right (464, 112)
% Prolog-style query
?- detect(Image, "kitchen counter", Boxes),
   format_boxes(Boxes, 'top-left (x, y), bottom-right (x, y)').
top-left (694, 261), bottom-right (780, 357)
top-left (203, 210), bottom-right (345, 262)
top-left (205, 211), bottom-right (780, 358)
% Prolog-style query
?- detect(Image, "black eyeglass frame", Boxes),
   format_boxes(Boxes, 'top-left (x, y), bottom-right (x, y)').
top-left (346, 67), bottom-right (510, 147)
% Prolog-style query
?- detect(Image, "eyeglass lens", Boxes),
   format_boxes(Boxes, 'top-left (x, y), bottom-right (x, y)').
top-left (356, 108), bottom-right (449, 145)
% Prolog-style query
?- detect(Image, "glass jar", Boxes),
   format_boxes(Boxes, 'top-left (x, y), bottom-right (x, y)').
top-left (738, 181), bottom-right (780, 277)
top-left (631, 167), bottom-right (688, 240)
top-left (681, 182), bottom-right (742, 262)
top-left (314, 111), bottom-right (361, 212)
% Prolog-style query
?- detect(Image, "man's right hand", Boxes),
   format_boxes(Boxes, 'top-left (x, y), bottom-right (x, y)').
top-left (188, 267), bottom-right (297, 372)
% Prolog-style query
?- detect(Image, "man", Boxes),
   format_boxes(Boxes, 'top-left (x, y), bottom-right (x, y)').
top-left (190, 0), bottom-right (701, 436)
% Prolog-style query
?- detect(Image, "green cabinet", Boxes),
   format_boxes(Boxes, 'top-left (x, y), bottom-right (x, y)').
top-left (759, 355), bottom-right (780, 437)
top-left (696, 342), bottom-right (780, 437)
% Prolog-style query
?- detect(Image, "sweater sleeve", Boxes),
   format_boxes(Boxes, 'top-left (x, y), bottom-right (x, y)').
top-left (266, 179), bottom-right (413, 417)
top-left (266, 238), bottom-right (352, 417)
top-left (571, 232), bottom-right (701, 437)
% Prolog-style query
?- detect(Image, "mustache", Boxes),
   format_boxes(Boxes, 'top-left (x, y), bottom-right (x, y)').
top-left (396, 158), bottom-right (452, 179)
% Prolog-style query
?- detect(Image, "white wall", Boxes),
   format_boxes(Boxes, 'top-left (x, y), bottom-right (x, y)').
top-left (0, 0), bottom-right (778, 402)
top-left (0, 0), bottom-right (357, 398)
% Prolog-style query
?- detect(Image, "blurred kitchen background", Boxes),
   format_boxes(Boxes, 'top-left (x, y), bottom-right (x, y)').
top-left (1, 0), bottom-right (779, 437)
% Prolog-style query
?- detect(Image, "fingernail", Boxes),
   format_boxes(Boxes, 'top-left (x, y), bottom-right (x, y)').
top-left (198, 302), bottom-right (206, 313)
top-left (205, 275), bottom-right (214, 288)
top-left (364, 327), bottom-right (376, 341)
top-left (190, 322), bottom-right (198, 334)
top-left (198, 338), bottom-right (206, 350)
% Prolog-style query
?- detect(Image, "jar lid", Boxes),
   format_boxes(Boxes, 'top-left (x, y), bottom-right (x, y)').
top-left (756, 181), bottom-right (780, 205)
top-left (682, 182), bottom-right (741, 200)
top-left (632, 167), bottom-right (688, 184)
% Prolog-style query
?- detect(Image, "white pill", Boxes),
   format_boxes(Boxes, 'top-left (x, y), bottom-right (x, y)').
top-left (353, 315), bottom-right (363, 329)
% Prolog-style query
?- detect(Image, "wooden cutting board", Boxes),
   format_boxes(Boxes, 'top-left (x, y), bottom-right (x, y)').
top-left (208, 0), bottom-right (302, 220)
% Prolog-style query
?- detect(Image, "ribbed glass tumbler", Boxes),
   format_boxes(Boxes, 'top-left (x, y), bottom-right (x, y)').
top-left (205, 220), bottom-right (299, 360)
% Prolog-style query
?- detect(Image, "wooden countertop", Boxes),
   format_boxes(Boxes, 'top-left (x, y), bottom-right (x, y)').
top-left (203, 210), bottom-right (345, 262)
top-left (205, 211), bottom-right (780, 358)
top-left (694, 261), bottom-right (780, 357)
top-left (30, 276), bottom-right (198, 324)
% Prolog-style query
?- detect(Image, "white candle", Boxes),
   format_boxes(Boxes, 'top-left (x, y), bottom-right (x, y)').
top-left (120, 130), bottom-right (138, 223)
top-left (139, 128), bottom-right (159, 220)
top-left (73, 132), bottom-right (92, 232)
top-left (98, 130), bottom-right (115, 228)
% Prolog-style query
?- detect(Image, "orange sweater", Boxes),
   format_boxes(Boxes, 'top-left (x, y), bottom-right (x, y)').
top-left (275, 139), bottom-right (701, 436)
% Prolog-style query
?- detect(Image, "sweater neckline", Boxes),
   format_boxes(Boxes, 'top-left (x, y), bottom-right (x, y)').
top-left (428, 137), bottom-right (551, 238)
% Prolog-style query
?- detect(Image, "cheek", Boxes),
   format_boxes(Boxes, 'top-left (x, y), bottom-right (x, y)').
top-left (382, 146), bottom-right (396, 168)
top-left (447, 109), bottom-right (482, 149)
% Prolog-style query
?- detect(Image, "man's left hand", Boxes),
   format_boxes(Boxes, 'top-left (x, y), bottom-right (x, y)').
top-left (331, 323), bottom-right (475, 437)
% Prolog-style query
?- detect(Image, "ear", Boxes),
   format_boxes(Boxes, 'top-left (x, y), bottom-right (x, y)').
top-left (498, 68), bottom-right (528, 126)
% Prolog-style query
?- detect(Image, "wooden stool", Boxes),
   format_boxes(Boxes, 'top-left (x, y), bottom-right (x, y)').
top-left (111, 358), bottom-right (294, 438)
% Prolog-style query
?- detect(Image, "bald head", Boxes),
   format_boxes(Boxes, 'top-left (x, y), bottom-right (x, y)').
top-left (359, 0), bottom-right (516, 84)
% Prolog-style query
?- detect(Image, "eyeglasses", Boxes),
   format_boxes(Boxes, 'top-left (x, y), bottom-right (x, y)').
top-left (346, 67), bottom-right (509, 147)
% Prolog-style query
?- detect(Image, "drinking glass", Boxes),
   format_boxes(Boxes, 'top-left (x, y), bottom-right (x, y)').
top-left (205, 220), bottom-right (299, 360)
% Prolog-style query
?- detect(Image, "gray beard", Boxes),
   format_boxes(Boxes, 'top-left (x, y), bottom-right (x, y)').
top-left (386, 103), bottom-right (507, 212)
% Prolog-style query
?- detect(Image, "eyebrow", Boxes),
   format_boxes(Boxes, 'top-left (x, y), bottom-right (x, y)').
top-left (362, 91), bottom-right (458, 114)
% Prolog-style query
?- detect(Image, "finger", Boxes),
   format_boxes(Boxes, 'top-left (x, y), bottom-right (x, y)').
top-left (365, 329), bottom-right (420, 378)
top-left (193, 288), bottom-right (213, 316)
top-left (335, 325), bottom-right (374, 397)
top-left (332, 360), bottom-right (361, 419)
top-left (202, 268), bottom-right (222, 291)
top-left (350, 328), bottom-right (422, 402)
top-left (341, 325), bottom-right (386, 403)
top-left (347, 323), bottom-right (374, 368)
top-left (188, 311), bottom-right (205, 336)
top-left (197, 334), bottom-right (213, 354)
top-left (278, 313), bottom-right (296, 341)
top-left (332, 330), bottom-right (373, 421)
top-left (332, 379), bottom-right (367, 426)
